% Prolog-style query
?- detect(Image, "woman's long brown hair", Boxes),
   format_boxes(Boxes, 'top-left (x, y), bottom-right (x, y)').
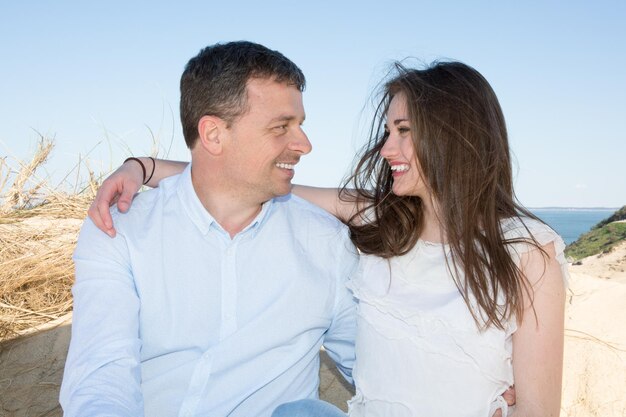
top-left (343, 61), bottom-right (545, 329)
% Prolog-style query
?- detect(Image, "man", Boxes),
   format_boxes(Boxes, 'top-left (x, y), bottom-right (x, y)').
top-left (60, 41), bottom-right (358, 417)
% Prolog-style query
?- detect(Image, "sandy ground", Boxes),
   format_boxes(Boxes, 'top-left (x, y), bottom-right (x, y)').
top-left (561, 240), bottom-right (626, 417)
top-left (1, 242), bottom-right (625, 416)
top-left (0, 315), bottom-right (70, 417)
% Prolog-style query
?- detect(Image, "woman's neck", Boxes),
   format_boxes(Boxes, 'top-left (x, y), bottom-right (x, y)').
top-left (419, 197), bottom-right (445, 243)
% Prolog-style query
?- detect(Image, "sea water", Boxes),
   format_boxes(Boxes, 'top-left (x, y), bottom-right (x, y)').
top-left (530, 208), bottom-right (617, 245)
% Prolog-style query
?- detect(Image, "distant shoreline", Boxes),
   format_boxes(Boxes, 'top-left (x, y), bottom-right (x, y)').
top-left (529, 208), bottom-right (620, 244)
top-left (529, 207), bottom-right (619, 211)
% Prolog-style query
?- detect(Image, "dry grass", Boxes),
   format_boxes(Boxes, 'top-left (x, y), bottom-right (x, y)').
top-left (0, 140), bottom-right (53, 214)
top-left (0, 138), bottom-right (96, 341)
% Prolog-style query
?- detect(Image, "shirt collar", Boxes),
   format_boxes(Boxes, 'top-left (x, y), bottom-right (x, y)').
top-left (176, 163), bottom-right (274, 237)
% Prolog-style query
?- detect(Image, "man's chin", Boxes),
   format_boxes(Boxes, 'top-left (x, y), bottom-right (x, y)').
top-left (271, 183), bottom-right (293, 198)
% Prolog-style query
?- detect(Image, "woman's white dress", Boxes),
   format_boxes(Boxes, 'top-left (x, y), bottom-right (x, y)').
top-left (346, 218), bottom-right (569, 417)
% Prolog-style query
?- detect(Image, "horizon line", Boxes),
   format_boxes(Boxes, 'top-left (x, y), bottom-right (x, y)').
top-left (528, 206), bottom-right (621, 210)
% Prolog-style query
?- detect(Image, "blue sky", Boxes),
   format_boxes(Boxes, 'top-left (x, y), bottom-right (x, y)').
top-left (1, 1), bottom-right (624, 207)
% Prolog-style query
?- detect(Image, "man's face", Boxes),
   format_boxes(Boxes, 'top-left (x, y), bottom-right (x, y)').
top-left (221, 78), bottom-right (311, 202)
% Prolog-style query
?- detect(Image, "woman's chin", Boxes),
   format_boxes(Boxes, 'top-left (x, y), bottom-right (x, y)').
top-left (391, 188), bottom-right (407, 197)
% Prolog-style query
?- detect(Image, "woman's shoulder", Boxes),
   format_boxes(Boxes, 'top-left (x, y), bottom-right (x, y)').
top-left (500, 216), bottom-right (562, 247)
top-left (500, 216), bottom-right (570, 285)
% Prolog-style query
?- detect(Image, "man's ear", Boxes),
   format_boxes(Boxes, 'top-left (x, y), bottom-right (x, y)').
top-left (197, 115), bottom-right (225, 156)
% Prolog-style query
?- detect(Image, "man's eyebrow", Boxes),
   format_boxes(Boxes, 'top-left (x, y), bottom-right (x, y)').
top-left (268, 114), bottom-right (305, 124)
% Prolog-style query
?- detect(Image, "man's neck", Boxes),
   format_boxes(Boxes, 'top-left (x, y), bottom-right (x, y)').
top-left (191, 166), bottom-right (265, 239)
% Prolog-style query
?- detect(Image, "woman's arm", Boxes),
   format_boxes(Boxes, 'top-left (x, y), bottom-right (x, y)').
top-left (88, 158), bottom-right (187, 237)
top-left (292, 185), bottom-right (359, 224)
top-left (511, 242), bottom-right (565, 417)
top-left (90, 160), bottom-right (363, 236)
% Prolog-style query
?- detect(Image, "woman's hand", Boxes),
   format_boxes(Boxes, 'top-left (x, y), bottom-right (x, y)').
top-left (88, 159), bottom-right (145, 237)
top-left (88, 158), bottom-right (188, 237)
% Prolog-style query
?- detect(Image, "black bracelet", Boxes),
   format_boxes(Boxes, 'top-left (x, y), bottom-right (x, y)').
top-left (123, 157), bottom-right (147, 184)
top-left (145, 157), bottom-right (156, 185)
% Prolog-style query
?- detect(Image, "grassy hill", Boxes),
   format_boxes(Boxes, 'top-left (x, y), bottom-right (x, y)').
top-left (565, 205), bottom-right (626, 261)
top-left (593, 205), bottom-right (626, 228)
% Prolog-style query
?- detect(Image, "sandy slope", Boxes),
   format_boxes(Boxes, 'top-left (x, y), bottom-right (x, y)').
top-left (561, 241), bottom-right (626, 417)
top-left (0, 315), bottom-right (70, 417)
top-left (1, 243), bottom-right (625, 416)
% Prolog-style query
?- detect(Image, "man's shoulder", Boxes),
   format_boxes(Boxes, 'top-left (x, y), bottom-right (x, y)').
top-left (271, 194), bottom-right (358, 273)
top-left (109, 174), bottom-right (181, 224)
top-left (274, 193), bottom-right (345, 230)
top-left (108, 188), bottom-right (159, 225)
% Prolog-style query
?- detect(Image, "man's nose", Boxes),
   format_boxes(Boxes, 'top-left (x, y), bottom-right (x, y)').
top-left (290, 127), bottom-right (312, 155)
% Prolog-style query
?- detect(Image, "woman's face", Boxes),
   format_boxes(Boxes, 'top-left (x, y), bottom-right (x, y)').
top-left (380, 93), bottom-right (428, 198)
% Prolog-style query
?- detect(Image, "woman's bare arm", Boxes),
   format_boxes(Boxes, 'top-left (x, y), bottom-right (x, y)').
top-left (292, 185), bottom-right (360, 224)
top-left (511, 242), bottom-right (565, 417)
top-left (90, 159), bottom-right (363, 236)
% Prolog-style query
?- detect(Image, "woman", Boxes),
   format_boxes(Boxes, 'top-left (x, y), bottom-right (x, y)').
top-left (90, 61), bottom-right (566, 416)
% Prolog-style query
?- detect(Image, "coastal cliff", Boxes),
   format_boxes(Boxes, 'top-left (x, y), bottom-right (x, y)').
top-left (565, 205), bottom-right (626, 261)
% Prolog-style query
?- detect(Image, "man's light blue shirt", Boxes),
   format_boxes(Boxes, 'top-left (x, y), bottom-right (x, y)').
top-left (60, 165), bottom-right (358, 417)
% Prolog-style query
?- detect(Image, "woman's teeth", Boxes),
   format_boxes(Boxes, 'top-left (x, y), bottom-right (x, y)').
top-left (390, 164), bottom-right (409, 172)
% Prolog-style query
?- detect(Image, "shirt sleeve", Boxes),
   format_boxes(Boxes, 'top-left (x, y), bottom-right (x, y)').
top-left (322, 228), bottom-right (359, 385)
top-left (59, 217), bottom-right (144, 417)
top-left (502, 217), bottom-right (570, 288)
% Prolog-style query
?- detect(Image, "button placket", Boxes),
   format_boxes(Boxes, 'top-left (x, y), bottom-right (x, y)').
top-left (220, 240), bottom-right (238, 340)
